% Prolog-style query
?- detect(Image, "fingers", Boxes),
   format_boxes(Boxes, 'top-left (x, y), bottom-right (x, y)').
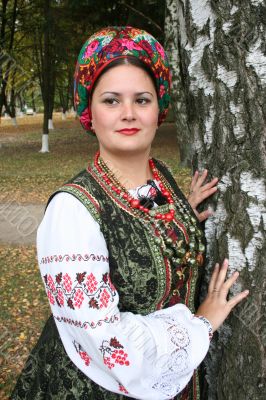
top-left (189, 170), bottom-right (218, 210)
top-left (222, 270), bottom-right (239, 292)
top-left (228, 290), bottom-right (249, 308)
top-left (190, 169), bottom-right (208, 191)
top-left (209, 259), bottom-right (237, 295)
top-left (196, 169), bottom-right (208, 187)
top-left (208, 263), bottom-right (220, 293)
top-left (200, 260), bottom-right (249, 331)
top-left (196, 186), bottom-right (218, 202)
top-left (188, 169), bottom-right (219, 222)
top-left (190, 171), bottom-right (199, 190)
top-left (191, 170), bottom-right (218, 191)
top-left (200, 178), bottom-right (218, 193)
top-left (202, 177), bottom-right (219, 191)
top-left (213, 259), bottom-right (229, 291)
top-left (197, 209), bottom-right (213, 222)
top-left (209, 259), bottom-right (249, 304)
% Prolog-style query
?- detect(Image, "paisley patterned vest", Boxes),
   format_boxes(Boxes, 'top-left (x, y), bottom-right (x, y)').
top-left (11, 158), bottom-right (206, 400)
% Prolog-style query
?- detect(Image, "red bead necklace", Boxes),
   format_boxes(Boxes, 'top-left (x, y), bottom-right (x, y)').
top-left (94, 151), bottom-right (175, 222)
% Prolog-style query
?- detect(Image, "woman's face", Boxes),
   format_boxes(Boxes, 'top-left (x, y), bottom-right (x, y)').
top-left (90, 64), bottom-right (159, 158)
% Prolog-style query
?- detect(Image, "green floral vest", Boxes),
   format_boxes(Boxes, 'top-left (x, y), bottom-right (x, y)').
top-left (11, 158), bottom-right (206, 400)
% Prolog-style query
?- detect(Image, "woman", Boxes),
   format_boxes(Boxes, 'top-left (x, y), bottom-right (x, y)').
top-left (12, 26), bottom-right (248, 400)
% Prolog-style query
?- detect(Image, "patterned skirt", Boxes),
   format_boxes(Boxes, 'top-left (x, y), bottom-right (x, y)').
top-left (11, 316), bottom-right (198, 400)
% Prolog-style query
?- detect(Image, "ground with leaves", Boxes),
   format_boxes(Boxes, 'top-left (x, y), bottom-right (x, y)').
top-left (0, 246), bottom-right (50, 399)
top-left (0, 114), bottom-right (191, 399)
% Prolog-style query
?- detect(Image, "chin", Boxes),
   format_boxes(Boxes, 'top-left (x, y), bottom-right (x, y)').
top-left (111, 144), bottom-right (151, 156)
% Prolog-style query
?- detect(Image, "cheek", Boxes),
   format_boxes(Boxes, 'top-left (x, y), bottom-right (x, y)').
top-left (142, 107), bottom-right (159, 127)
top-left (92, 107), bottom-right (112, 130)
top-left (91, 105), bottom-right (101, 122)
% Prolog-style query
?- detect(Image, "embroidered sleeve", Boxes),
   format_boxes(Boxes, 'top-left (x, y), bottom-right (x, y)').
top-left (37, 192), bottom-right (211, 400)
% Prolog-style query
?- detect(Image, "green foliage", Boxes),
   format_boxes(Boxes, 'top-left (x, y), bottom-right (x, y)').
top-left (1, 0), bottom-right (166, 114)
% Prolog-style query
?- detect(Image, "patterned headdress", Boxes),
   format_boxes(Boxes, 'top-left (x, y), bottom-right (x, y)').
top-left (74, 26), bottom-right (172, 133)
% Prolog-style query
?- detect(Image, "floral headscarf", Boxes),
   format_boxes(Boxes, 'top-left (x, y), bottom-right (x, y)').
top-left (74, 26), bottom-right (172, 133)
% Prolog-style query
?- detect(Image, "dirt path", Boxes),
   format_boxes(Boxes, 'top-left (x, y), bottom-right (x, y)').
top-left (0, 203), bottom-right (45, 245)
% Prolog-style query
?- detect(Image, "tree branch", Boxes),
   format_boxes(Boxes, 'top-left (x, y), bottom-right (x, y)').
top-left (118, 1), bottom-right (163, 33)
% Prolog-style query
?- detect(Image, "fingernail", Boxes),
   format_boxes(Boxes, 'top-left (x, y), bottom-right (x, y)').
top-left (223, 259), bottom-right (229, 267)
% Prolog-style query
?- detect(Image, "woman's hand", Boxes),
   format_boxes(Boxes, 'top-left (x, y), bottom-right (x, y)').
top-left (187, 169), bottom-right (218, 222)
top-left (195, 259), bottom-right (249, 332)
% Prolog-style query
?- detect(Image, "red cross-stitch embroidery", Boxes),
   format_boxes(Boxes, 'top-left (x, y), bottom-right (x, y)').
top-left (73, 340), bottom-right (92, 367)
top-left (57, 289), bottom-right (64, 306)
top-left (99, 288), bottom-right (110, 308)
top-left (47, 274), bottom-right (56, 292)
top-left (74, 288), bottom-right (85, 308)
top-left (43, 271), bottom-right (117, 311)
top-left (63, 273), bottom-right (72, 292)
top-left (100, 337), bottom-right (130, 370)
top-left (79, 351), bottom-right (91, 366)
top-left (86, 273), bottom-right (98, 293)
top-left (47, 290), bottom-right (55, 305)
top-left (118, 383), bottom-right (129, 394)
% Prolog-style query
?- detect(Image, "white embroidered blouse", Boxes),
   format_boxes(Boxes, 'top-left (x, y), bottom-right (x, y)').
top-left (37, 182), bottom-right (212, 400)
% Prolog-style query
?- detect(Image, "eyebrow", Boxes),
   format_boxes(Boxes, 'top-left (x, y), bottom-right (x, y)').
top-left (100, 91), bottom-right (154, 97)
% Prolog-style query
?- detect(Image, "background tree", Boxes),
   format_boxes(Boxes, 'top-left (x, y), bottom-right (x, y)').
top-left (165, 0), bottom-right (266, 399)
top-left (56, 66), bottom-right (72, 119)
top-left (164, 0), bottom-right (191, 164)
top-left (1, 0), bottom-right (167, 149)
top-left (0, 0), bottom-right (18, 124)
top-left (39, 0), bottom-right (53, 151)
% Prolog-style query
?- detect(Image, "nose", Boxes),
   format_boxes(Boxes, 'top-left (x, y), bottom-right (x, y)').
top-left (121, 101), bottom-right (136, 121)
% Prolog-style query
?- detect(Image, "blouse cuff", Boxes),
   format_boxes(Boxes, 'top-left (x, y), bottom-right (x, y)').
top-left (193, 315), bottom-right (213, 341)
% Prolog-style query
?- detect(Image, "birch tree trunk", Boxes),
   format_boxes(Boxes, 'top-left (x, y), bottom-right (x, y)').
top-left (164, 0), bottom-right (192, 165)
top-left (165, 1), bottom-right (266, 399)
top-left (40, 0), bottom-right (51, 152)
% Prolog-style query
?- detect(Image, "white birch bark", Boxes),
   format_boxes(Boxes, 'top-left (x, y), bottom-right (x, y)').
top-left (39, 134), bottom-right (49, 153)
top-left (11, 117), bottom-right (17, 126)
top-left (165, 1), bottom-right (266, 398)
top-left (48, 118), bottom-right (54, 129)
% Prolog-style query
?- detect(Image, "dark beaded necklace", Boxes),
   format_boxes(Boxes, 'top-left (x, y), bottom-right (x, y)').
top-left (92, 151), bottom-right (205, 268)
top-left (94, 151), bottom-right (176, 222)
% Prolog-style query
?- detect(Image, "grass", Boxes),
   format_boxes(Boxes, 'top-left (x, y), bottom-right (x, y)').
top-left (0, 113), bottom-right (191, 203)
top-left (0, 114), bottom-right (191, 399)
top-left (0, 245), bottom-right (50, 399)
top-left (0, 115), bottom-right (96, 203)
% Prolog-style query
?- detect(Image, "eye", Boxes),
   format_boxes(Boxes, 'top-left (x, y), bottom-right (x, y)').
top-left (136, 98), bottom-right (151, 105)
top-left (103, 98), bottom-right (119, 105)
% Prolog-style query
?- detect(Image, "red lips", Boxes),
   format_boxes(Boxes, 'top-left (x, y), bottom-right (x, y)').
top-left (116, 128), bottom-right (140, 135)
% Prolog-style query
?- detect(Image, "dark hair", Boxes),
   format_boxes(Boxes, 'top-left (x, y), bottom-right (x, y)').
top-left (90, 56), bottom-right (158, 100)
